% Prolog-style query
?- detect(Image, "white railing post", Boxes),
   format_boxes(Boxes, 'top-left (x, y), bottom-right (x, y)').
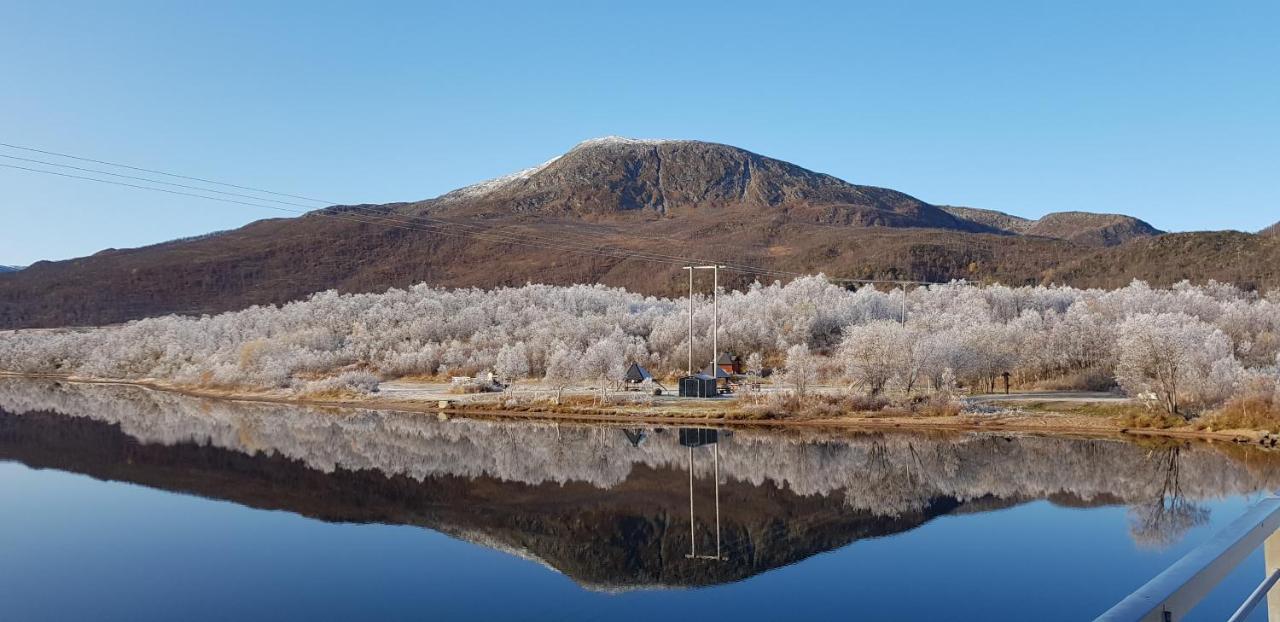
top-left (1097, 495), bottom-right (1280, 622)
top-left (1267, 531), bottom-right (1280, 620)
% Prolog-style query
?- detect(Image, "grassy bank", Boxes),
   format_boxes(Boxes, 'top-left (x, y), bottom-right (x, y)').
top-left (5, 371), bottom-right (1277, 449)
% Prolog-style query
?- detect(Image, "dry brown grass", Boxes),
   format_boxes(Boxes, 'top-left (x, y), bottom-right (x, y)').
top-left (1197, 393), bottom-right (1280, 433)
top-left (295, 387), bottom-right (369, 400)
top-left (1032, 368), bottom-right (1117, 392)
top-left (736, 392), bottom-right (964, 420)
top-left (1017, 401), bottom-right (1148, 419)
top-left (1118, 410), bottom-right (1187, 430)
top-left (915, 395), bottom-right (964, 417)
top-left (393, 373), bottom-right (447, 383)
top-left (738, 393), bottom-right (887, 420)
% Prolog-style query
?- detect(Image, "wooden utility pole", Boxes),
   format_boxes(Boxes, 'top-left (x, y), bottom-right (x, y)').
top-left (900, 286), bottom-right (908, 325)
top-left (683, 265), bottom-right (723, 380)
top-left (684, 267), bottom-right (694, 375)
top-left (712, 265), bottom-right (719, 380)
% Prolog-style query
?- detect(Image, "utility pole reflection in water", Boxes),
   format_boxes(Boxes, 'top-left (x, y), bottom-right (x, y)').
top-left (681, 428), bottom-right (725, 561)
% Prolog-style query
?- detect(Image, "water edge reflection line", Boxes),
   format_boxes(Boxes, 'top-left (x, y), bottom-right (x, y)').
top-left (4, 377), bottom-right (1280, 579)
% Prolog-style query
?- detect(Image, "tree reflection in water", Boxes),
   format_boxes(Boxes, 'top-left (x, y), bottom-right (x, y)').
top-left (1128, 445), bottom-right (1210, 548)
top-left (0, 377), bottom-right (1278, 589)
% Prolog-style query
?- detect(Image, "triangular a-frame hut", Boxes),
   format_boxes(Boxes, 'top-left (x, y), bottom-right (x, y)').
top-left (624, 362), bottom-right (653, 384)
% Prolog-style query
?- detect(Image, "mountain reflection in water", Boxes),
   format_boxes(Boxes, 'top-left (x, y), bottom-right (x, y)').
top-left (1, 378), bottom-right (1278, 592)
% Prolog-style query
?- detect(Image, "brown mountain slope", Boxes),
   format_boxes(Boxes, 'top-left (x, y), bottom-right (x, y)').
top-left (939, 206), bottom-right (1033, 234)
top-left (941, 206), bottom-right (1161, 247)
top-left (0, 137), bottom-right (1273, 329)
top-left (1047, 231), bottom-right (1280, 291)
top-left (0, 209), bottom-right (1077, 328)
top-left (1025, 211), bottom-right (1161, 247)
top-left (1263, 222), bottom-right (1280, 237)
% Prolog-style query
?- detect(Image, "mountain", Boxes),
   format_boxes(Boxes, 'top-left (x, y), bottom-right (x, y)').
top-left (0, 265), bottom-right (21, 274)
top-left (0, 136), bottom-right (1275, 329)
top-left (941, 206), bottom-right (1161, 247)
top-left (1263, 222), bottom-right (1280, 237)
top-left (429, 137), bottom-right (984, 230)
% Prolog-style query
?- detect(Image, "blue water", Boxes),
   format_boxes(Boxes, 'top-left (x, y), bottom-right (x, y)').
top-left (0, 379), bottom-right (1276, 621)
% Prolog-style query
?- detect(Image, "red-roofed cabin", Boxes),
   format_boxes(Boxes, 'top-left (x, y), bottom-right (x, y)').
top-left (716, 352), bottom-right (743, 376)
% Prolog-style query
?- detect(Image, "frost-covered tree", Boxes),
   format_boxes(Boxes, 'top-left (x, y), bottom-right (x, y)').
top-left (781, 343), bottom-right (821, 397)
top-left (578, 335), bottom-right (627, 401)
top-left (494, 343), bottom-right (530, 384)
top-left (838, 321), bottom-right (907, 396)
top-left (0, 277), bottom-right (1273, 409)
top-left (1116, 313), bottom-right (1238, 415)
top-left (543, 344), bottom-right (578, 404)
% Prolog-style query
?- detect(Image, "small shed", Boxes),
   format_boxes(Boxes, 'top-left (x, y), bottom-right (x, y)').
top-left (678, 373), bottom-right (718, 398)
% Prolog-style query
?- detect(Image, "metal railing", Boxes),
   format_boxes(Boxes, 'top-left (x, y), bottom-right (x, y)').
top-left (1097, 494), bottom-right (1280, 622)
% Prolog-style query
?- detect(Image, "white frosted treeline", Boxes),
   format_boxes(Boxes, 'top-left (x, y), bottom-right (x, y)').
top-left (1, 378), bottom-right (1276, 524)
top-left (0, 278), bottom-right (1276, 409)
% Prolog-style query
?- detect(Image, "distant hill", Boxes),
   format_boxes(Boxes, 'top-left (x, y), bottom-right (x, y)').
top-left (0, 136), bottom-right (1274, 329)
top-left (1045, 231), bottom-right (1280, 292)
top-left (0, 266), bottom-right (21, 274)
top-left (941, 206), bottom-right (1161, 247)
top-left (1263, 222), bottom-right (1280, 237)
top-left (1025, 212), bottom-right (1162, 247)
top-left (938, 206), bottom-right (1033, 234)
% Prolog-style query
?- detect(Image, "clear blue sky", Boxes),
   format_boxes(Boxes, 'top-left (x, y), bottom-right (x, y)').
top-left (1, 1), bottom-right (1276, 265)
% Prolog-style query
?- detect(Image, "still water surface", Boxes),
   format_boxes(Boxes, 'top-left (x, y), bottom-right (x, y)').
top-left (1, 378), bottom-right (1278, 621)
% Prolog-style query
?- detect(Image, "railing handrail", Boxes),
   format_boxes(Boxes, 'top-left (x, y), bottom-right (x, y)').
top-left (1096, 494), bottom-right (1280, 622)
top-left (1226, 568), bottom-right (1280, 622)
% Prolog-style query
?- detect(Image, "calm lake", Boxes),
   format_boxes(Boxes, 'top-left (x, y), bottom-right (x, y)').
top-left (1, 378), bottom-right (1278, 621)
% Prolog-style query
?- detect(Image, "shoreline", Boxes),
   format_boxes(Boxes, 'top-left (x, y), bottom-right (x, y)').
top-left (0, 371), bottom-right (1272, 447)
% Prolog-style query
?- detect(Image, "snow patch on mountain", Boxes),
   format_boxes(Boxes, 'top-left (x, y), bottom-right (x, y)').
top-left (435, 137), bottom-right (682, 202)
top-left (436, 155), bottom-right (561, 201)
top-left (571, 135), bottom-right (679, 148)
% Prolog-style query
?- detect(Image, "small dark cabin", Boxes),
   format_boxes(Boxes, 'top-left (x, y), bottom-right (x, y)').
top-left (678, 374), bottom-right (717, 398)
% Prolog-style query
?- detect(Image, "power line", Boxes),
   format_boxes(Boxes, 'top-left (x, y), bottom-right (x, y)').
top-left (0, 162), bottom-right (315, 214)
top-left (0, 153), bottom-right (320, 210)
top-left (0, 141), bottom-right (335, 205)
